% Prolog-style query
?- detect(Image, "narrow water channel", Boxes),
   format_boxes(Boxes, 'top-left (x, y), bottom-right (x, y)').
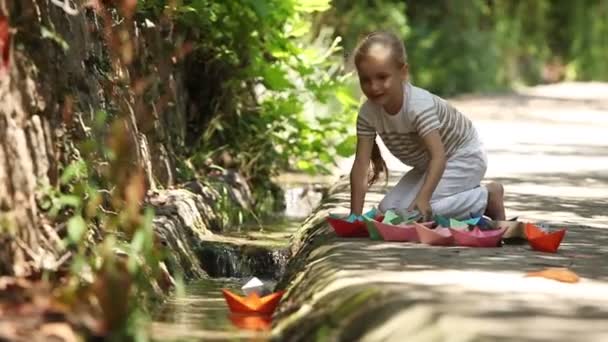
top-left (150, 179), bottom-right (327, 341)
top-left (150, 277), bottom-right (269, 341)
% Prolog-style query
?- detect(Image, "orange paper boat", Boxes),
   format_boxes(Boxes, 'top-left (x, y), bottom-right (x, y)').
top-left (228, 313), bottom-right (272, 331)
top-left (450, 227), bottom-right (506, 248)
top-left (524, 223), bottom-right (566, 253)
top-left (414, 223), bottom-right (453, 246)
top-left (222, 289), bottom-right (284, 315)
top-left (373, 221), bottom-right (433, 242)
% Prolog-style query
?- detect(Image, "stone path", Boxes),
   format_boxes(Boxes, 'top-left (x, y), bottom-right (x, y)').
top-left (273, 83), bottom-right (608, 341)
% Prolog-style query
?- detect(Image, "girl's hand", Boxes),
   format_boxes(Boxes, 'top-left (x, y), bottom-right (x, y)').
top-left (408, 197), bottom-right (432, 221)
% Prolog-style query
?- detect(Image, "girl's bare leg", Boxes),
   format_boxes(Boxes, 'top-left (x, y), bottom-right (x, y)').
top-left (485, 182), bottom-right (506, 220)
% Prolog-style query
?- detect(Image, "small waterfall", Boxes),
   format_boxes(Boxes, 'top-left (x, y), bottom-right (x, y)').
top-left (196, 241), bottom-right (290, 280)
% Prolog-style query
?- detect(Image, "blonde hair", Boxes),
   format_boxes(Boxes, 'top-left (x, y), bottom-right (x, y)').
top-left (353, 31), bottom-right (408, 69)
top-left (351, 31), bottom-right (408, 186)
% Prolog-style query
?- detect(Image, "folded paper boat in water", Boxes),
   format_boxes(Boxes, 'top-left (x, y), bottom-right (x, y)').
top-left (222, 289), bottom-right (285, 315)
top-left (228, 313), bottom-right (272, 331)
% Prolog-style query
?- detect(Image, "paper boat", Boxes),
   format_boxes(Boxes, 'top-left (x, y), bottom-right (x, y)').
top-left (449, 218), bottom-right (469, 230)
top-left (326, 217), bottom-right (368, 238)
top-left (393, 209), bottom-right (421, 223)
top-left (362, 215), bottom-right (383, 241)
top-left (414, 223), bottom-right (453, 246)
top-left (222, 289), bottom-right (284, 315)
top-left (327, 213), bottom-right (384, 238)
top-left (242, 277), bottom-right (264, 296)
top-left (382, 209), bottom-right (403, 225)
top-left (228, 313), bottom-right (272, 331)
top-left (525, 223), bottom-right (566, 253)
top-left (477, 216), bottom-right (493, 229)
top-left (450, 227), bottom-right (506, 247)
top-left (434, 215), bottom-right (450, 228)
top-left (463, 217), bottom-right (481, 226)
top-left (372, 220), bottom-right (433, 242)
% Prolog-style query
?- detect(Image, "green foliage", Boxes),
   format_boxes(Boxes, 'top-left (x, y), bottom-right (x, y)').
top-left (46, 110), bottom-right (164, 341)
top-left (320, 0), bottom-right (608, 96)
top-left (563, 0), bottom-right (608, 80)
top-left (139, 0), bottom-right (353, 182)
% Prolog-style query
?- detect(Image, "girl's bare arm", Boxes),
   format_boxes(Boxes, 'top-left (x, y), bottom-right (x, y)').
top-left (350, 136), bottom-right (374, 215)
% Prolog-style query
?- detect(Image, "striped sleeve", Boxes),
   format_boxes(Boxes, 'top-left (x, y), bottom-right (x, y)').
top-left (356, 104), bottom-right (376, 137)
top-left (413, 101), bottom-right (441, 137)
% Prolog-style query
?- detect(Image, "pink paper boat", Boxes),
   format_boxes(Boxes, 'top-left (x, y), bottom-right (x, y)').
top-left (449, 227), bottom-right (506, 247)
top-left (414, 223), bottom-right (453, 246)
top-left (372, 221), bottom-right (434, 242)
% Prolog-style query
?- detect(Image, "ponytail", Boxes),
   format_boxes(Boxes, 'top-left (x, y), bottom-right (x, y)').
top-left (368, 141), bottom-right (387, 186)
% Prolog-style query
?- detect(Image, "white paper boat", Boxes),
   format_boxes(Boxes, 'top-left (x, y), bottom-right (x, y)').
top-left (242, 277), bottom-right (265, 296)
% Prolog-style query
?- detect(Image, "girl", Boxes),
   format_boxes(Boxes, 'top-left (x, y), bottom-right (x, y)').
top-left (349, 31), bottom-right (506, 221)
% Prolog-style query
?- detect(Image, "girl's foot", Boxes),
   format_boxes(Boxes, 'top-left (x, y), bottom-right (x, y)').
top-left (485, 182), bottom-right (506, 220)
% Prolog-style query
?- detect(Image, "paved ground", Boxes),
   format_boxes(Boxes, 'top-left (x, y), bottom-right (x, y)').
top-left (275, 82), bottom-right (608, 341)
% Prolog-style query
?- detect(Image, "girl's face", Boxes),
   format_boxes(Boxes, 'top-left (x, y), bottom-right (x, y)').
top-left (356, 45), bottom-right (408, 110)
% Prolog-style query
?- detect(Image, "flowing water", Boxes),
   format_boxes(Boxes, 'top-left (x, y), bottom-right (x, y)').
top-left (150, 277), bottom-right (275, 341)
top-left (150, 177), bottom-right (328, 341)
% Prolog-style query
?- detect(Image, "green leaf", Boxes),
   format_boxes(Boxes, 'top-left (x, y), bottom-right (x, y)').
top-left (60, 160), bottom-right (87, 185)
top-left (177, 5), bottom-right (198, 13)
top-left (131, 229), bottom-right (145, 253)
top-left (295, 0), bottom-right (330, 13)
top-left (335, 87), bottom-right (359, 107)
top-left (296, 159), bottom-right (312, 171)
top-left (56, 195), bottom-right (82, 209)
top-left (248, 0), bottom-right (271, 18)
top-left (67, 215), bottom-right (87, 244)
top-left (262, 66), bottom-right (292, 90)
top-left (336, 136), bottom-right (356, 157)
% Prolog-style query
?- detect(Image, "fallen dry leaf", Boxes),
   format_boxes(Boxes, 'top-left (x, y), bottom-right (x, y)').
top-left (525, 267), bottom-right (580, 283)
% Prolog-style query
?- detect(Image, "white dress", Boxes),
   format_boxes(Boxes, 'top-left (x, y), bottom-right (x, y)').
top-left (357, 83), bottom-right (488, 218)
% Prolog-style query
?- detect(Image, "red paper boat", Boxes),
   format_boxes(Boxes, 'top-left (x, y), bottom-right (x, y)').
top-left (373, 221), bottom-right (433, 242)
top-left (450, 227), bottom-right (506, 247)
top-left (414, 223), bottom-right (453, 246)
top-left (228, 313), bottom-right (272, 331)
top-left (524, 223), bottom-right (566, 253)
top-left (326, 215), bottom-right (384, 238)
top-left (326, 217), bottom-right (368, 237)
top-left (222, 289), bottom-right (284, 315)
